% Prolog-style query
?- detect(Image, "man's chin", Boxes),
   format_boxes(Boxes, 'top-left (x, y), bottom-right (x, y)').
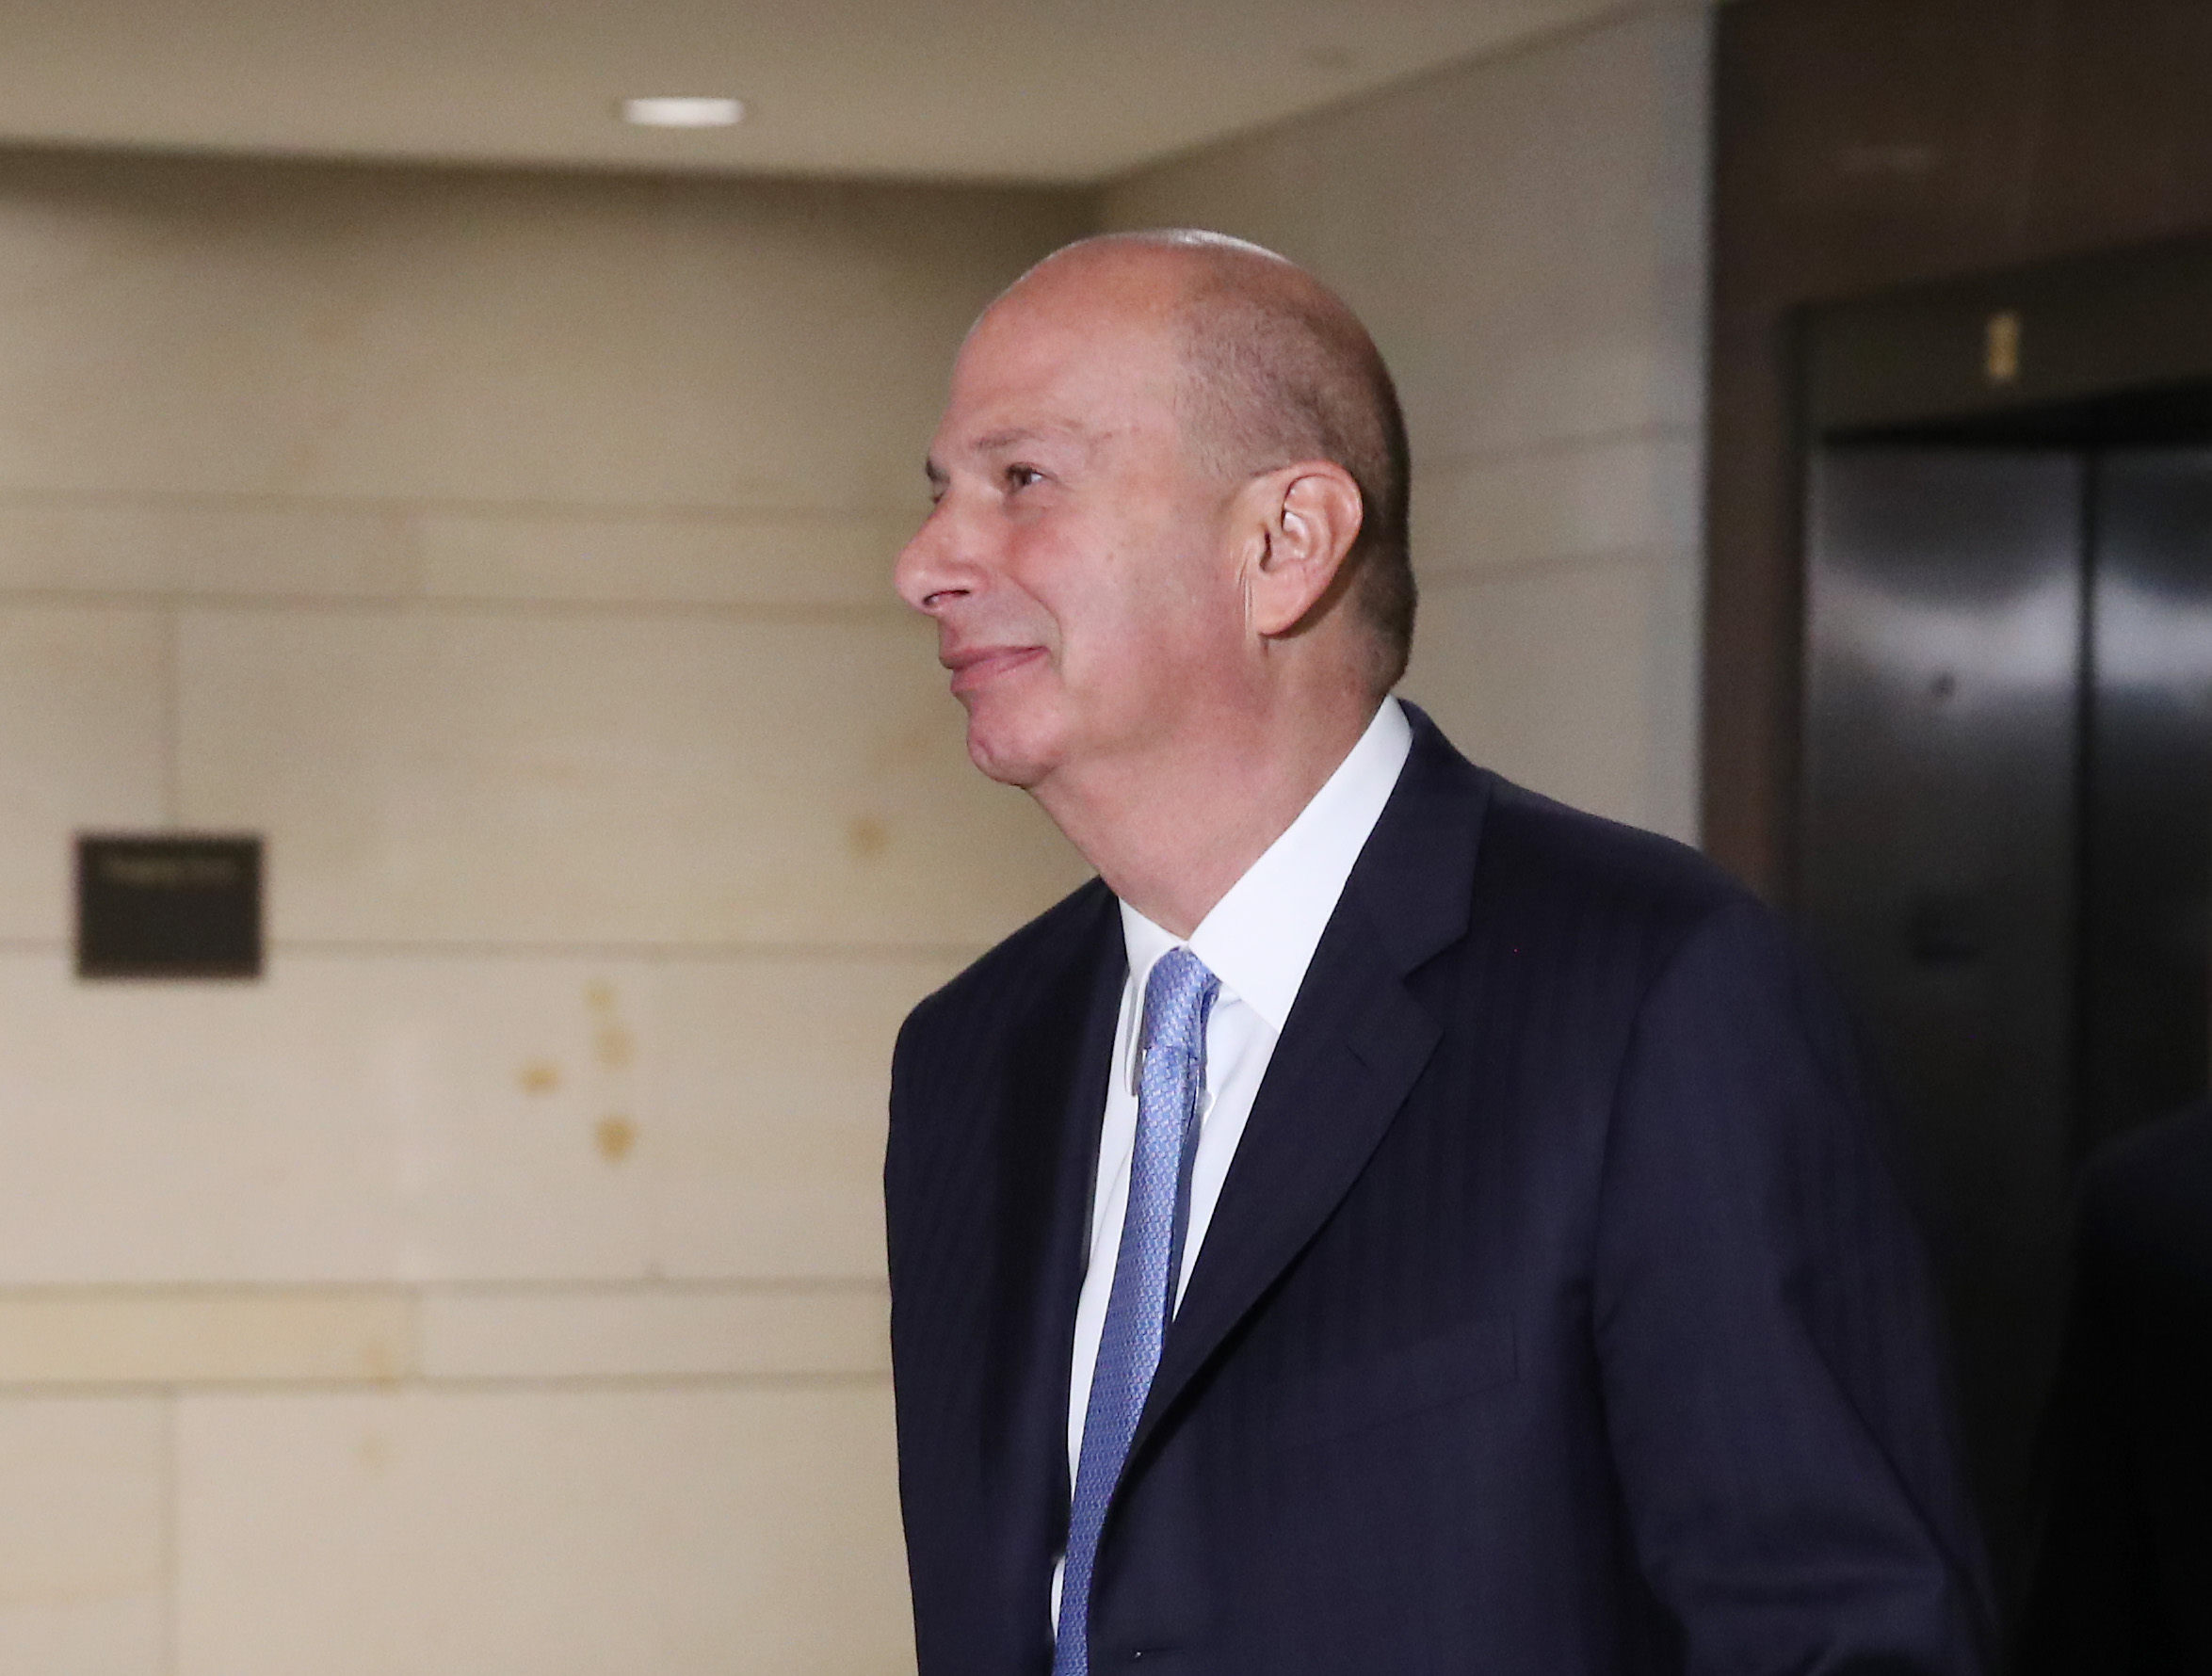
top-left (964, 721), bottom-right (1055, 791)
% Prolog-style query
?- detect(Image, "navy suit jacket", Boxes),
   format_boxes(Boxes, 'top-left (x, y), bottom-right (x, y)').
top-left (886, 708), bottom-right (1990, 1675)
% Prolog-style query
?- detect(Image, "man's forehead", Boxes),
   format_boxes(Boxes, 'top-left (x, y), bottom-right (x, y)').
top-left (937, 294), bottom-right (1178, 446)
top-left (962, 282), bottom-right (1173, 379)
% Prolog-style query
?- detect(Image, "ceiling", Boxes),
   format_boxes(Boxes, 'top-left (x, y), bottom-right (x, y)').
top-left (0, 0), bottom-right (1624, 185)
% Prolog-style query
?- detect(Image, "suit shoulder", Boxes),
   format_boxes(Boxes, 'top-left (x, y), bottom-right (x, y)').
top-left (897, 874), bottom-right (1117, 1057)
top-left (1474, 773), bottom-right (1756, 943)
top-left (1462, 776), bottom-right (1891, 1161)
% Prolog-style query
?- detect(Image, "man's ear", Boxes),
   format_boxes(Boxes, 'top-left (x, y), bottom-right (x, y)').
top-left (1243, 461), bottom-right (1365, 638)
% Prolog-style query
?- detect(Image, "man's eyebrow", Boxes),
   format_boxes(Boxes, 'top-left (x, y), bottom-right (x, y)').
top-left (926, 423), bottom-right (1095, 484)
top-left (976, 422), bottom-right (1090, 454)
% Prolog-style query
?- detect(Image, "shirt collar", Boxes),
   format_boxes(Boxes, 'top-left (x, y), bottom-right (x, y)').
top-left (1119, 696), bottom-right (1413, 1034)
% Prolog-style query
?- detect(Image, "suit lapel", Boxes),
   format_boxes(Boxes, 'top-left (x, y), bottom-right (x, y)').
top-left (1130, 709), bottom-right (1492, 1459)
top-left (977, 889), bottom-right (1125, 1556)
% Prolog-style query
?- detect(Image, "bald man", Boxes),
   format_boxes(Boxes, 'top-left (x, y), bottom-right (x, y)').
top-left (885, 232), bottom-right (1990, 1676)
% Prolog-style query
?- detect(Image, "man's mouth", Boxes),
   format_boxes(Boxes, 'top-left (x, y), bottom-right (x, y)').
top-left (944, 645), bottom-right (1047, 695)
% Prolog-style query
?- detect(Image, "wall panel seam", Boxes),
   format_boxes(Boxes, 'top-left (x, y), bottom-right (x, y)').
top-left (23, 592), bottom-right (923, 624)
top-left (0, 485), bottom-right (930, 523)
top-left (1413, 419), bottom-right (1701, 476)
top-left (1419, 543), bottom-right (1687, 589)
top-left (24, 1371), bottom-right (896, 1396)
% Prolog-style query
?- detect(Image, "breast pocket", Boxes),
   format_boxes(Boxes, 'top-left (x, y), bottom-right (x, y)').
top-left (1272, 1316), bottom-right (1518, 1447)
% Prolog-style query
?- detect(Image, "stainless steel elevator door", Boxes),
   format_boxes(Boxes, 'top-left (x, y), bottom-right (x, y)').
top-left (1801, 447), bottom-right (2086, 1587)
top-left (2084, 450), bottom-right (2212, 1157)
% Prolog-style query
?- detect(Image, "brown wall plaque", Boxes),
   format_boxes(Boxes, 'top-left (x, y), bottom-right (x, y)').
top-left (75, 835), bottom-right (263, 979)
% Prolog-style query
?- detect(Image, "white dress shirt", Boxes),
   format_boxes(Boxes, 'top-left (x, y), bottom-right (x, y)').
top-left (1052, 695), bottom-right (1413, 1622)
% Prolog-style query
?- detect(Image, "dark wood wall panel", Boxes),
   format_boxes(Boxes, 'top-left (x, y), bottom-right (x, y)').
top-left (2027, 1), bottom-right (2212, 250)
top-left (1704, 0), bottom-right (2212, 895)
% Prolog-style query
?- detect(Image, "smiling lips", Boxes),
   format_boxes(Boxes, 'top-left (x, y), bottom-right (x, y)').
top-left (945, 645), bottom-right (1046, 696)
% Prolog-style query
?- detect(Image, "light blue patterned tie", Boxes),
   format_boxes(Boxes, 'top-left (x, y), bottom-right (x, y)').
top-left (1054, 945), bottom-right (1219, 1676)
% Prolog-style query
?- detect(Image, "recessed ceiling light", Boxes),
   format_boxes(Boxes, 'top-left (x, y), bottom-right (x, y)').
top-left (620, 97), bottom-right (745, 129)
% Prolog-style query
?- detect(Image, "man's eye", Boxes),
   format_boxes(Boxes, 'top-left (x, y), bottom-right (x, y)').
top-left (1006, 464), bottom-right (1044, 492)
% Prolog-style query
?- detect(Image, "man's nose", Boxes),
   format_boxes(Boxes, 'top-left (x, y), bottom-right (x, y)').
top-left (894, 500), bottom-right (978, 617)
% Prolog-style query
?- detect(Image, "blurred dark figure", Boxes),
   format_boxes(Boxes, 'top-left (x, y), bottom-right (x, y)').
top-left (2021, 1103), bottom-right (2212, 1674)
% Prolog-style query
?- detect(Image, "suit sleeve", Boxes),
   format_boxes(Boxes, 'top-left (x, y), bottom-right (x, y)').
top-left (1591, 898), bottom-right (1994, 1675)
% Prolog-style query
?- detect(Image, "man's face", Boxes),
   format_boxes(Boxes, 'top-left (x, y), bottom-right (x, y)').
top-left (895, 266), bottom-right (1246, 793)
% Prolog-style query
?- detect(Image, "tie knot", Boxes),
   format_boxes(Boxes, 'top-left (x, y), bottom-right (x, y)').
top-left (1141, 946), bottom-right (1219, 1060)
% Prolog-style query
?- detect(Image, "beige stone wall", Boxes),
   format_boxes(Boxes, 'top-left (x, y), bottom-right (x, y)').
top-left (1107, 3), bottom-right (1713, 842)
top-left (0, 150), bottom-right (1092, 1674)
